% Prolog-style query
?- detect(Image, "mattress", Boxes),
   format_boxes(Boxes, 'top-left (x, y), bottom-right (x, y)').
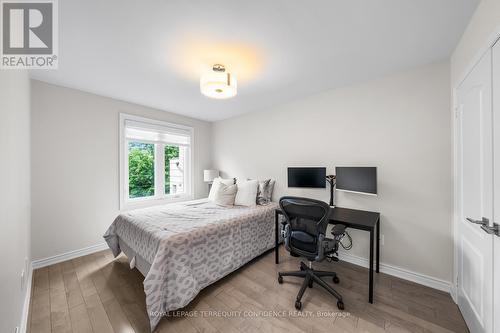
top-left (104, 198), bottom-right (278, 331)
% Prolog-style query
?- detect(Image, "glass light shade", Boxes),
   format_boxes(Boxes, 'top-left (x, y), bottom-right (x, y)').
top-left (200, 70), bottom-right (237, 99)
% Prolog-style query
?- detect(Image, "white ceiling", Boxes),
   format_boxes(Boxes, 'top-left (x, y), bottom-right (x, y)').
top-left (31, 0), bottom-right (479, 122)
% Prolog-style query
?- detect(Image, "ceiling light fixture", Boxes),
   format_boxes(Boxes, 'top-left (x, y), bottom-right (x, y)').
top-left (200, 64), bottom-right (237, 99)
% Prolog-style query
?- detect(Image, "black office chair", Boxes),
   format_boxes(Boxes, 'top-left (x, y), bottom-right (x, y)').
top-left (278, 196), bottom-right (346, 310)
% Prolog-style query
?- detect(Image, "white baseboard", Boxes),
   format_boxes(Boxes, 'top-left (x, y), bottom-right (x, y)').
top-left (30, 242), bottom-right (451, 296)
top-left (32, 242), bottom-right (108, 269)
top-left (337, 251), bottom-right (452, 293)
top-left (22, 243), bottom-right (108, 332)
top-left (19, 263), bottom-right (33, 333)
top-left (450, 284), bottom-right (458, 303)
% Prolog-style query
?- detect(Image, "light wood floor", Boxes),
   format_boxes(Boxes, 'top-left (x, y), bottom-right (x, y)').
top-left (28, 247), bottom-right (468, 333)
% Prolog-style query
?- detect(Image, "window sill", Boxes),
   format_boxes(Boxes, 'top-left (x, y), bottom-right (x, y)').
top-left (120, 194), bottom-right (193, 211)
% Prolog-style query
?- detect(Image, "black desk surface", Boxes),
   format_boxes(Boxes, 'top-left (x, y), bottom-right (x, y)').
top-left (330, 207), bottom-right (380, 230)
top-left (276, 206), bottom-right (380, 231)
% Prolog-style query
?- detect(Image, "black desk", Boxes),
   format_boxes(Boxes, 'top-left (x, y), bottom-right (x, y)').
top-left (274, 206), bottom-right (381, 303)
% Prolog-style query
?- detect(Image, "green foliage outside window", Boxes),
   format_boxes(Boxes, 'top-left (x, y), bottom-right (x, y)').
top-left (128, 142), bottom-right (180, 198)
top-left (128, 142), bottom-right (155, 198)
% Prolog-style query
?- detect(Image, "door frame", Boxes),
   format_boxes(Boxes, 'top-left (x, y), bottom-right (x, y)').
top-left (452, 24), bottom-right (500, 332)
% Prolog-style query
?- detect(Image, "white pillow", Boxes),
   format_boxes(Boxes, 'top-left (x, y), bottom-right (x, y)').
top-left (208, 177), bottom-right (235, 201)
top-left (213, 183), bottom-right (237, 206)
top-left (235, 179), bottom-right (259, 207)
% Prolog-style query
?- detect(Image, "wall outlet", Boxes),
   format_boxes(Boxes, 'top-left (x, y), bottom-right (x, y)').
top-left (20, 270), bottom-right (25, 291)
top-left (380, 234), bottom-right (385, 246)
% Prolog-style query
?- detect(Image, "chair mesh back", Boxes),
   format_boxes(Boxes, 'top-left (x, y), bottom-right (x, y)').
top-left (280, 197), bottom-right (330, 237)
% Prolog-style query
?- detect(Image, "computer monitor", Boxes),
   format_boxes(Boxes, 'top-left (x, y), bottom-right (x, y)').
top-left (335, 167), bottom-right (377, 195)
top-left (287, 167), bottom-right (326, 188)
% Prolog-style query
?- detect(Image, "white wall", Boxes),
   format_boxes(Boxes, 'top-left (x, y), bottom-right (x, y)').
top-left (212, 62), bottom-right (453, 282)
top-left (31, 81), bottom-right (212, 260)
top-left (0, 71), bottom-right (31, 333)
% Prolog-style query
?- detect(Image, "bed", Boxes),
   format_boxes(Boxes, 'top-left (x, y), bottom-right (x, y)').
top-left (103, 198), bottom-right (278, 331)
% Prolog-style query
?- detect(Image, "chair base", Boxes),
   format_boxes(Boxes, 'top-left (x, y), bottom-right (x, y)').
top-left (278, 261), bottom-right (344, 310)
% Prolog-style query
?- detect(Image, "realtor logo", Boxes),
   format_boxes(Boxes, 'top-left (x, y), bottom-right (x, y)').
top-left (1, 0), bottom-right (58, 69)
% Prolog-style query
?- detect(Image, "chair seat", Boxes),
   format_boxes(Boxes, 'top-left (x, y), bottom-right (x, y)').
top-left (290, 231), bottom-right (317, 253)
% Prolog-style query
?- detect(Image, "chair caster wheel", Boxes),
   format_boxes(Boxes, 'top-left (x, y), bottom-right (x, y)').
top-left (333, 276), bottom-right (340, 284)
top-left (295, 301), bottom-right (302, 310)
top-left (337, 301), bottom-right (345, 310)
top-left (278, 275), bottom-right (283, 284)
top-left (308, 280), bottom-right (313, 288)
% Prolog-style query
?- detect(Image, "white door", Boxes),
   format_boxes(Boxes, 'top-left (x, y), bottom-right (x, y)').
top-left (456, 49), bottom-right (494, 333)
top-left (493, 40), bottom-right (500, 333)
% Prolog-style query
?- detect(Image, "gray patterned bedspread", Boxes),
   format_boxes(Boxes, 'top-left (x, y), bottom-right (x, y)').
top-left (103, 199), bottom-right (278, 331)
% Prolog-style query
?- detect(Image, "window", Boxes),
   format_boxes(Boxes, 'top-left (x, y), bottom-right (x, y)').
top-left (165, 145), bottom-right (188, 195)
top-left (120, 114), bottom-right (193, 209)
top-left (128, 142), bottom-right (155, 198)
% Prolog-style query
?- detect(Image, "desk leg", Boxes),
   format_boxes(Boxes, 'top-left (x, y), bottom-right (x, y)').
top-left (376, 218), bottom-right (380, 273)
top-left (369, 228), bottom-right (374, 303)
top-left (275, 210), bottom-right (279, 264)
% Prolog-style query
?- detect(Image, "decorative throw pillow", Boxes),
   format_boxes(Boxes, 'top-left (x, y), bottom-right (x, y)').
top-left (235, 179), bottom-right (259, 206)
top-left (213, 183), bottom-right (237, 206)
top-left (256, 179), bottom-right (275, 205)
top-left (208, 177), bottom-right (236, 201)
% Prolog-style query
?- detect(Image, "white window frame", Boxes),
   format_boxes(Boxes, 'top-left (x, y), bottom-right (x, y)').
top-left (119, 113), bottom-right (194, 210)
